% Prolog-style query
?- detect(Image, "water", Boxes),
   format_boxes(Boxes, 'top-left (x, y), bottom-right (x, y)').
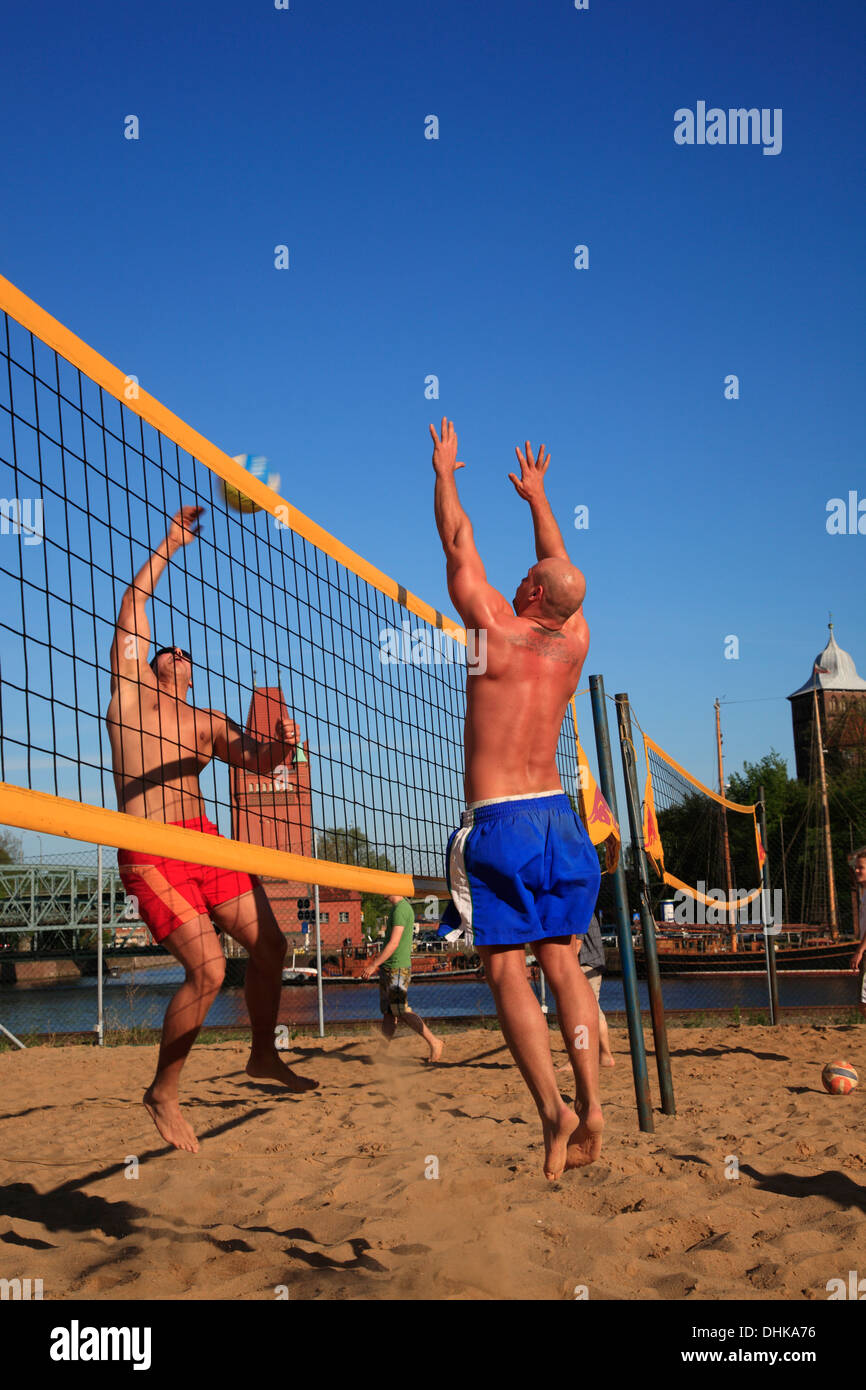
top-left (0, 962), bottom-right (859, 1037)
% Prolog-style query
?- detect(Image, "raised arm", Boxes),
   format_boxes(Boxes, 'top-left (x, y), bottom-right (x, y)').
top-left (509, 441), bottom-right (588, 638)
top-left (110, 506), bottom-right (203, 693)
top-left (509, 442), bottom-right (569, 561)
top-left (430, 418), bottom-right (511, 630)
top-left (208, 712), bottom-right (299, 775)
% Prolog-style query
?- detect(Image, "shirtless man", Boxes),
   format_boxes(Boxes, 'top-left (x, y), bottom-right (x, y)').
top-left (107, 506), bottom-right (317, 1154)
top-left (431, 419), bottom-right (602, 1181)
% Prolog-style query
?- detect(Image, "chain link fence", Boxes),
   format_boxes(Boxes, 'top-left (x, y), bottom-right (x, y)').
top-left (593, 850), bottom-right (864, 1021)
top-left (1, 851), bottom-right (862, 1048)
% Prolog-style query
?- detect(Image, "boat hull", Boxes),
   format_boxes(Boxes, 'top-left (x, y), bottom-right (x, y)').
top-left (604, 941), bottom-right (855, 974)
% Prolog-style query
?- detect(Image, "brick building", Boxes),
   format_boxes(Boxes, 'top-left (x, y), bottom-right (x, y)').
top-left (230, 685), bottom-right (362, 949)
top-left (262, 878), bottom-right (362, 952)
top-left (788, 623), bottom-right (866, 781)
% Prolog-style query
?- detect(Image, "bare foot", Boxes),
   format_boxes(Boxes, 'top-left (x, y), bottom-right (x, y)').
top-left (246, 1055), bottom-right (319, 1092)
top-left (542, 1104), bottom-right (581, 1181)
top-left (143, 1087), bottom-right (199, 1154)
top-left (565, 1104), bottom-right (604, 1169)
top-left (427, 1037), bottom-right (445, 1064)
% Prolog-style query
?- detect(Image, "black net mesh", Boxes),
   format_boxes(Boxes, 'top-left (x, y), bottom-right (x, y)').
top-left (645, 739), bottom-right (761, 917)
top-left (0, 308), bottom-right (580, 890)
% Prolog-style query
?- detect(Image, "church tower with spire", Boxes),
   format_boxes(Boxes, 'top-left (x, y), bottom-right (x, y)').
top-left (787, 623), bottom-right (866, 780)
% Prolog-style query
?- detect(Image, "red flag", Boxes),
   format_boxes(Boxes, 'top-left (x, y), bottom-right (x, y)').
top-left (642, 770), bottom-right (664, 877)
top-left (575, 731), bottom-right (621, 873)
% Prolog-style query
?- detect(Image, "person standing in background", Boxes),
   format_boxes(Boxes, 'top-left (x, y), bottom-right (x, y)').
top-left (574, 913), bottom-right (614, 1069)
top-left (850, 848), bottom-right (866, 1018)
top-left (361, 895), bottom-right (444, 1062)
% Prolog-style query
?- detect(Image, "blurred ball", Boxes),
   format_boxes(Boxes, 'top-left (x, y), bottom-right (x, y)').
top-left (222, 454), bottom-right (280, 514)
top-left (821, 1060), bottom-right (858, 1094)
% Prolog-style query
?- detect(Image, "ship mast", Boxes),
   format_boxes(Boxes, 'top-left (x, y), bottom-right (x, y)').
top-left (715, 699), bottom-right (735, 932)
top-left (812, 658), bottom-right (839, 937)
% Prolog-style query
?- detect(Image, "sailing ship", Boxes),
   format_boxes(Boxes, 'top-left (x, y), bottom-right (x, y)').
top-left (604, 926), bottom-right (854, 975)
top-left (605, 625), bottom-right (865, 976)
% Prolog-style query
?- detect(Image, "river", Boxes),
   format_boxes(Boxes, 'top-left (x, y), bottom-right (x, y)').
top-left (0, 961), bottom-right (860, 1038)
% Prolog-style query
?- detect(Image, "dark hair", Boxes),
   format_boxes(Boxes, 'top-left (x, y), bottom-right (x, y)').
top-left (150, 646), bottom-right (192, 674)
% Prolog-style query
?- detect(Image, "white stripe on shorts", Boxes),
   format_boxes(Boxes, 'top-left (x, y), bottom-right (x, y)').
top-left (448, 815), bottom-right (475, 948)
top-left (465, 787), bottom-right (563, 812)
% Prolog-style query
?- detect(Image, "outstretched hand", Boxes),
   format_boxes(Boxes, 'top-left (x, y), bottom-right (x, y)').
top-left (165, 506), bottom-right (204, 552)
top-left (429, 418), bottom-right (465, 474)
top-left (508, 441), bottom-right (550, 502)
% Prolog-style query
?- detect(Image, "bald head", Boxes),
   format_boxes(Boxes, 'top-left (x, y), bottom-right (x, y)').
top-left (514, 557), bottom-right (585, 625)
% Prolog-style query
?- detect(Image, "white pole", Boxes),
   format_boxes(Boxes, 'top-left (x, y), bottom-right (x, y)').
top-left (314, 881), bottom-right (324, 1039)
top-left (96, 846), bottom-right (104, 1046)
top-left (312, 839), bottom-right (324, 1038)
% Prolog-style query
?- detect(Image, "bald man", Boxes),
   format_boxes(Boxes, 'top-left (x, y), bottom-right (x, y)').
top-left (431, 419), bottom-right (602, 1181)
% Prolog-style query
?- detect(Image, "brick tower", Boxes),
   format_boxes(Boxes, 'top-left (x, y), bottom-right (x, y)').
top-left (231, 685), bottom-right (312, 862)
top-left (229, 684), bottom-right (362, 948)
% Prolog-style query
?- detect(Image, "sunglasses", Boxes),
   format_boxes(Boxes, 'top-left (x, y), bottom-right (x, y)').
top-left (153, 647), bottom-right (193, 666)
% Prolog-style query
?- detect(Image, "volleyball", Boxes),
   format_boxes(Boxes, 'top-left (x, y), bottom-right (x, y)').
top-left (222, 454), bottom-right (280, 514)
top-left (821, 1060), bottom-right (858, 1095)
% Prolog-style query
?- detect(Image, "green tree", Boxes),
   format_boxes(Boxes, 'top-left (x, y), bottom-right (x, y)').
top-left (701, 752), bottom-right (864, 931)
top-left (316, 826), bottom-right (396, 939)
top-left (727, 749), bottom-right (790, 820)
top-left (0, 828), bottom-right (23, 864)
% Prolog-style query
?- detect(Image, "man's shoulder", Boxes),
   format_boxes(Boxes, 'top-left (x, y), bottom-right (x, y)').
top-left (108, 668), bottom-right (159, 707)
top-left (194, 706), bottom-right (235, 730)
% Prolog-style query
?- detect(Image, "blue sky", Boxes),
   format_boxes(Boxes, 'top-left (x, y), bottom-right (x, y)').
top-left (1, 0), bottom-right (864, 859)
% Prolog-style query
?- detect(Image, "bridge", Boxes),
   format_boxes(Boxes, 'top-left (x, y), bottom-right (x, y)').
top-left (0, 862), bottom-right (164, 961)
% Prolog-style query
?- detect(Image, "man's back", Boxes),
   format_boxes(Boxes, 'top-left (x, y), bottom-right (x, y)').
top-left (463, 610), bottom-right (588, 803)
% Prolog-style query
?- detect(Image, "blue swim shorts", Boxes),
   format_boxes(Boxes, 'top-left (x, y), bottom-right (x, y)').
top-left (439, 790), bottom-right (601, 948)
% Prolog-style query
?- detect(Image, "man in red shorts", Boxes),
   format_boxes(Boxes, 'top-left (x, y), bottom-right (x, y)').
top-left (107, 506), bottom-right (317, 1154)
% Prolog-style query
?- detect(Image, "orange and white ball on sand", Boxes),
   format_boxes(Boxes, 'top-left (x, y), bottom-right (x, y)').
top-left (0, 1023), bottom-right (862, 1301)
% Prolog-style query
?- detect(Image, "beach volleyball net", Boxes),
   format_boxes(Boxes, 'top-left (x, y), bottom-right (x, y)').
top-left (642, 733), bottom-right (764, 923)
top-left (0, 274), bottom-right (589, 906)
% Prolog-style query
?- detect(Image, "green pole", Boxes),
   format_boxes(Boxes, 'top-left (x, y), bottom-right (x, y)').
top-left (615, 693), bottom-right (676, 1116)
top-left (589, 676), bottom-right (654, 1132)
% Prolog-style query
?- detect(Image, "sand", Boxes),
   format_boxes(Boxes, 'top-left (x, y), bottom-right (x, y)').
top-left (0, 1024), bottom-right (863, 1301)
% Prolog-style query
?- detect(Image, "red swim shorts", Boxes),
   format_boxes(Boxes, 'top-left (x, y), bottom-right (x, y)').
top-left (117, 816), bottom-right (256, 944)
